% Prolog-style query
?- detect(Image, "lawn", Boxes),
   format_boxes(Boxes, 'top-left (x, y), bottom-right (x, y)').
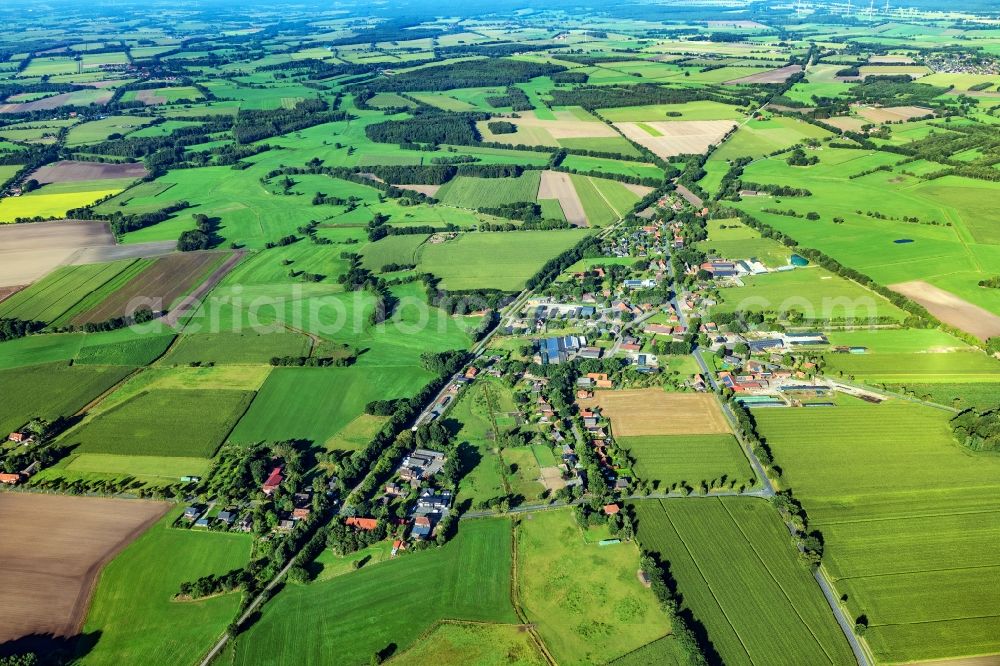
top-left (633, 497), bottom-right (855, 666)
top-left (517, 508), bottom-right (674, 664)
top-left (419, 229), bottom-right (592, 291)
top-left (0, 362), bottom-right (133, 436)
top-left (79, 508), bottom-right (253, 666)
top-left (619, 434), bottom-right (756, 492)
top-left (754, 400), bottom-right (1000, 663)
top-left (228, 365), bottom-right (431, 447)
top-left (67, 388), bottom-right (255, 458)
top-left (230, 518), bottom-right (517, 665)
top-left (63, 453), bottom-right (211, 481)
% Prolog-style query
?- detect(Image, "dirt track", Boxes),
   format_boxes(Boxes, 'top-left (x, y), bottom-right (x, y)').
top-left (578, 389), bottom-right (731, 437)
top-left (890, 280), bottom-right (1000, 341)
top-left (0, 493), bottom-right (168, 643)
top-left (30, 160), bottom-right (148, 184)
top-left (537, 170), bottom-right (587, 227)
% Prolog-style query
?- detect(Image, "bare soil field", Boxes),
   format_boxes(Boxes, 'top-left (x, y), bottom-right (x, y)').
top-left (0, 493), bottom-right (168, 643)
top-left (856, 105), bottom-right (934, 123)
top-left (675, 184), bottom-right (704, 208)
top-left (30, 160), bottom-right (148, 184)
top-left (0, 220), bottom-right (115, 287)
top-left (0, 285), bottom-right (24, 303)
top-left (890, 281), bottom-right (1000, 341)
top-left (622, 182), bottom-right (655, 197)
top-left (73, 250), bottom-right (231, 324)
top-left (724, 64), bottom-right (802, 85)
top-left (537, 170), bottom-right (587, 227)
top-left (578, 389), bottom-right (731, 437)
top-left (0, 90), bottom-right (112, 114)
top-left (163, 250), bottom-right (245, 328)
top-left (538, 466), bottom-right (567, 491)
top-left (613, 120), bottom-right (736, 159)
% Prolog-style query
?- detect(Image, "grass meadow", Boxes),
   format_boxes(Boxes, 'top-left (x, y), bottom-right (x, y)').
top-left (80, 508), bottom-right (252, 666)
top-left (228, 365), bottom-right (431, 447)
top-left (633, 498), bottom-right (855, 666)
top-left (228, 518), bottom-right (517, 666)
top-left (419, 229), bottom-right (592, 291)
top-left (436, 171), bottom-right (541, 208)
top-left (517, 509), bottom-right (674, 664)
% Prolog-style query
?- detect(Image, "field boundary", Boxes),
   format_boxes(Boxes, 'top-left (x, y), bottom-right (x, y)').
top-left (509, 518), bottom-right (558, 666)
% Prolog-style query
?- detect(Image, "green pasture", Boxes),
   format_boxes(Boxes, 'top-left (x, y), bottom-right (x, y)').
top-left (620, 434), bottom-right (755, 492)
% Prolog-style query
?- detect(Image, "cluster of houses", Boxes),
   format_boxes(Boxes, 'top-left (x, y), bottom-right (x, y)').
top-left (0, 431), bottom-right (40, 485)
top-left (576, 403), bottom-right (630, 493)
top-left (341, 448), bottom-right (453, 543)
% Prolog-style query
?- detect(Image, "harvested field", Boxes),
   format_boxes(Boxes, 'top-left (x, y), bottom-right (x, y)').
top-left (856, 105), bottom-right (934, 123)
top-left (824, 116), bottom-right (868, 132)
top-left (578, 389), bottom-right (731, 437)
top-left (477, 114), bottom-right (618, 147)
top-left (0, 220), bottom-right (115, 287)
top-left (614, 120), bottom-right (736, 159)
top-left (395, 183), bottom-right (440, 197)
top-left (0, 285), bottom-right (23, 303)
top-left (72, 251), bottom-right (228, 324)
top-left (622, 182), bottom-right (655, 197)
top-left (675, 184), bottom-right (704, 208)
top-left (162, 250), bottom-right (244, 328)
top-left (0, 493), bottom-right (168, 644)
top-left (0, 90), bottom-right (112, 113)
top-left (724, 64), bottom-right (802, 85)
top-left (869, 55), bottom-right (914, 64)
top-left (890, 280), bottom-right (1000, 341)
top-left (29, 160), bottom-right (148, 184)
top-left (537, 170), bottom-right (587, 226)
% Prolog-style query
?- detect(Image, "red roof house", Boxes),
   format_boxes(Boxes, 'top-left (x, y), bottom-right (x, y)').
top-left (262, 467), bottom-right (283, 495)
top-left (345, 517), bottom-right (379, 531)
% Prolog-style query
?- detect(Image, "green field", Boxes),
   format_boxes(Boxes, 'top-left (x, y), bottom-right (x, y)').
top-left (823, 350), bottom-right (1000, 383)
top-left (80, 508), bottom-right (253, 666)
top-left (228, 365), bottom-right (431, 447)
top-left (517, 508), bottom-right (676, 664)
top-left (360, 234), bottom-right (429, 271)
top-left (754, 400), bottom-right (1000, 663)
top-left (620, 434), bottom-right (755, 492)
top-left (714, 267), bottom-right (908, 321)
top-left (74, 333), bottom-right (176, 366)
top-left (0, 259), bottom-right (142, 323)
top-left (162, 332), bottom-right (311, 365)
top-left (0, 362), bottom-right (132, 436)
top-left (229, 518), bottom-right (518, 665)
top-left (63, 452), bottom-right (211, 481)
top-left (633, 497), bottom-right (855, 666)
top-left (419, 229), bottom-right (592, 291)
top-left (68, 388), bottom-right (255, 457)
top-left (436, 171), bottom-right (541, 208)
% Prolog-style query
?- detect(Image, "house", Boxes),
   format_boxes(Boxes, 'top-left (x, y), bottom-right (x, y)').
top-left (398, 448), bottom-right (446, 484)
top-left (576, 389), bottom-right (593, 399)
top-left (620, 343), bottom-right (641, 352)
top-left (292, 507), bottom-right (311, 521)
top-left (385, 482), bottom-right (404, 497)
top-left (415, 488), bottom-right (452, 513)
top-left (586, 372), bottom-right (613, 389)
top-left (391, 539), bottom-right (405, 557)
top-left (194, 518), bottom-right (210, 529)
top-left (0, 472), bottom-right (22, 485)
top-left (262, 466), bottom-right (283, 496)
top-left (217, 511), bottom-right (235, 526)
top-left (183, 506), bottom-right (201, 521)
top-left (180, 475), bottom-right (200, 483)
top-left (346, 517), bottom-right (379, 531)
top-left (539, 335), bottom-right (586, 365)
top-left (7, 431), bottom-right (31, 444)
top-left (276, 519), bottom-right (295, 532)
top-left (603, 503), bottom-right (620, 515)
top-left (576, 377), bottom-right (595, 388)
top-left (614, 477), bottom-right (630, 490)
top-left (577, 347), bottom-right (602, 360)
top-left (411, 515), bottom-right (433, 539)
top-left (464, 366), bottom-right (479, 379)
